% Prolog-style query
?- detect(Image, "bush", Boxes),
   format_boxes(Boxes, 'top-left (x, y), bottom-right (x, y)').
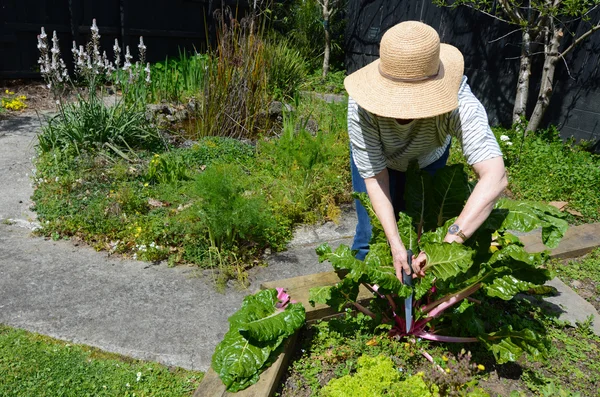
top-left (264, 38), bottom-right (308, 99)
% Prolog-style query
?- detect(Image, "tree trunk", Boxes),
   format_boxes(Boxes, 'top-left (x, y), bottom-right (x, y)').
top-left (527, 28), bottom-right (561, 133)
top-left (322, 0), bottom-right (331, 78)
top-left (512, 29), bottom-right (532, 125)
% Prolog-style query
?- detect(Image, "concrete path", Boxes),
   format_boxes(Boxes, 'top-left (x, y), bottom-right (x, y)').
top-left (0, 112), bottom-right (356, 371)
top-left (1, 112), bottom-right (599, 374)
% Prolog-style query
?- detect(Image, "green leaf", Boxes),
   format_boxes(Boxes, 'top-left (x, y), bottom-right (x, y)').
top-left (404, 162), bottom-right (433, 235)
top-left (487, 244), bottom-right (550, 285)
top-left (317, 244), bottom-right (362, 272)
top-left (238, 302), bottom-right (305, 343)
top-left (363, 243), bottom-right (412, 297)
top-left (484, 274), bottom-right (535, 300)
top-left (421, 242), bottom-right (475, 280)
top-left (353, 192), bottom-right (387, 244)
top-left (482, 325), bottom-right (548, 364)
top-left (483, 199), bottom-right (568, 248)
top-left (420, 217), bottom-right (456, 245)
top-left (308, 277), bottom-right (360, 311)
top-left (397, 212), bottom-right (418, 251)
top-left (213, 289), bottom-right (305, 392)
top-left (430, 165), bottom-right (469, 228)
top-left (212, 329), bottom-right (278, 391)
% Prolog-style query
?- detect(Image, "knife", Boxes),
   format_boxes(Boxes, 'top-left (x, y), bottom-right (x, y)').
top-left (402, 249), bottom-right (413, 334)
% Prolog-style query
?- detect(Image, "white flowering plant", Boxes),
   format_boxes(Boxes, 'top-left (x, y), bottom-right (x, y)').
top-left (36, 19), bottom-right (163, 156)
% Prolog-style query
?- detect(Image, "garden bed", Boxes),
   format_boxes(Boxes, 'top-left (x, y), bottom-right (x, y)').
top-left (196, 224), bottom-right (600, 396)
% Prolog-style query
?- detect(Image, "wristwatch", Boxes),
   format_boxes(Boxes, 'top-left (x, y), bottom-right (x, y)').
top-left (448, 224), bottom-right (468, 241)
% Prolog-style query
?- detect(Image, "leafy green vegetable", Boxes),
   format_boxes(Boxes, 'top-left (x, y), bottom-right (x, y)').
top-left (212, 288), bottom-right (305, 391)
top-left (311, 164), bottom-right (568, 364)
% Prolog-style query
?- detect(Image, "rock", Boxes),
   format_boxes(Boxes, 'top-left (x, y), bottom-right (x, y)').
top-left (268, 101), bottom-right (294, 119)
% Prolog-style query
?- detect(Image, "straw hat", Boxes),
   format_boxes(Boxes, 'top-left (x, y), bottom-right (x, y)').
top-left (344, 21), bottom-right (464, 119)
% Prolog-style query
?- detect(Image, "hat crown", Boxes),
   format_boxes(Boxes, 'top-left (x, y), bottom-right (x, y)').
top-left (379, 21), bottom-right (440, 80)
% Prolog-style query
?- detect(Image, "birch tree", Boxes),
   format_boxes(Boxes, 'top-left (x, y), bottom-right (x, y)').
top-left (317, 0), bottom-right (342, 78)
top-left (435, 0), bottom-right (600, 132)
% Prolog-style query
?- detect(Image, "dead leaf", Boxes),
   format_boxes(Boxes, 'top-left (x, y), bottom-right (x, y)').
top-left (566, 208), bottom-right (583, 217)
top-left (549, 201), bottom-right (569, 210)
top-left (148, 198), bottom-right (164, 208)
top-left (366, 337), bottom-right (379, 346)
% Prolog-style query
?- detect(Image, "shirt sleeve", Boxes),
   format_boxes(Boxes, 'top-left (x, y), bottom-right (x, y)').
top-left (448, 77), bottom-right (503, 165)
top-left (348, 97), bottom-right (387, 178)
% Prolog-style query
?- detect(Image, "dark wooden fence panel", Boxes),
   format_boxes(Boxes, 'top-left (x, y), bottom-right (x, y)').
top-left (0, 0), bottom-right (247, 78)
top-left (346, 1), bottom-right (600, 142)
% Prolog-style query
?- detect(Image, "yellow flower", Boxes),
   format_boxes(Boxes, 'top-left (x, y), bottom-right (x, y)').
top-left (442, 355), bottom-right (448, 362)
top-left (144, 182), bottom-right (149, 187)
top-left (445, 368), bottom-right (451, 373)
top-left (477, 364), bottom-right (485, 371)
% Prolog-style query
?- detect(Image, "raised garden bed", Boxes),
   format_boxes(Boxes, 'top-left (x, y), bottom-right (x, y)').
top-left (194, 223), bottom-right (600, 396)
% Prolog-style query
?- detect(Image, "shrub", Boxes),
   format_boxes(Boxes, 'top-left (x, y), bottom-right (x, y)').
top-left (264, 38), bottom-right (308, 99)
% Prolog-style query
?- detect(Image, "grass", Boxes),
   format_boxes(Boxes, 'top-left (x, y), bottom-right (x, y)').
top-left (448, 126), bottom-right (600, 224)
top-left (0, 324), bottom-right (203, 396)
top-left (277, 299), bottom-right (598, 397)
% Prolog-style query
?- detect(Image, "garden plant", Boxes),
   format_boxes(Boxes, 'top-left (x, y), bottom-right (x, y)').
top-left (310, 163), bottom-right (568, 364)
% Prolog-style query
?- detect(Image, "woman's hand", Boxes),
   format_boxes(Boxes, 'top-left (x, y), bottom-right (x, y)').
top-left (393, 247), bottom-right (427, 282)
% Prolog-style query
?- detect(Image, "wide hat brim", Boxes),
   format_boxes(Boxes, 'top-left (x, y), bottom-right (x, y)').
top-left (344, 44), bottom-right (464, 119)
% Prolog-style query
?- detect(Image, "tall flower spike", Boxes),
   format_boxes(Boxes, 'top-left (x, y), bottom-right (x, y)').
top-left (123, 45), bottom-right (132, 71)
top-left (138, 36), bottom-right (146, 64)
top-left (145, 62), bottom-right (151, 84)
top-left (113, 39), bottom-right (121, 69)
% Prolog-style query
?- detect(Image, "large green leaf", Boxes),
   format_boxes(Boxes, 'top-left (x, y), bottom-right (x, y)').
top-left (430, 165), bottom-right (469, 228)
top-left (482, 325), bottom-right (548, 364)
top-left (212, 329), bottom-right (280, 392)
top-left (420, 217), bottom-right (456, 245)
top-left (308, 277), bottom-right (360, 311)
top-left (397, 212), bottom-right (418, 251)
top-left (421, 242), bottom-right (475, 281)
top-left (238, 302), bottom-right (305, 343)
top-left (487, 244), bottom-right (550, 285)
top-left (353, 192), bottom-right (387, 244)
top-left (363, 242), bottom-right (412, 297)
top-left (483, 199), bottom-right (568, 248)
top-left (483, 274), bottom-right (535, 300)
top-left (317, 243), bottom-right (362, 272)
top-left (213, 289), bottom-right (305, 392)
top-left (404, 162), bottom-right (433, 236)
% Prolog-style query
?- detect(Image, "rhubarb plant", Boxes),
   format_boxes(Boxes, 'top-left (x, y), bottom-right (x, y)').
top-left (310, 164), bottom-right (568, 364)
top-left (212, 288), bottom-right (305, 392)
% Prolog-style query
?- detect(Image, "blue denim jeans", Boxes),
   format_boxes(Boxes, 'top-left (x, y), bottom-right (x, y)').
top-left (351, 144), bottom-right (451, 260)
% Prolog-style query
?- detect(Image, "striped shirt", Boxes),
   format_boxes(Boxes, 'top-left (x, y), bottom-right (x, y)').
top-left (348, 76), bottom-right (503, 178)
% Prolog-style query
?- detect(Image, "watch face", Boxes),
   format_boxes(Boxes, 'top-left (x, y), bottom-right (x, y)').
top-left (448, 224), bottom-right (459, 234)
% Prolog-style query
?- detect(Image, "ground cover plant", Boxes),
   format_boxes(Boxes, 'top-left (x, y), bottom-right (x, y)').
top-left (32, 97), bottom-right (351, 287)
top-left (277, 298), bottom-right (598, 396)
top-left (310, 163), bottom-right (568, 364)
top-left (0, 324), bottom-right (203, 396)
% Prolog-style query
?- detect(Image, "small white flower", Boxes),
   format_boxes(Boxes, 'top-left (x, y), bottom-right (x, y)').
top-left (55, 176), bottom-right (59, 182)
top-left (500, 135), bottom-right (510, 141)
top-left (126, 383), bottom-right (130, 387)
top-left (136, 371), bottom-right (142, 382)
top-left (506, 142), bottom-right (513, 146)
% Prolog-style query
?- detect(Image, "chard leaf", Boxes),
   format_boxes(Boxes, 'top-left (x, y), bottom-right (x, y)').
top-left (420, 218), bottom-right (456, 245)
top-left (238, 302), bottom-right (305, 343)
top-left (487, 244), bottom-right (550, 285)
top-left (430, 165), bottom-right (469, 228)
top-left (482, 325), bottom-right (547, 364)
top-left (483, 199), bottom-right (568, 248)
top-left (364, 243), bottom-right (412, 297)
top-left (309, 277), bottom-right (360, 311)
top-left (212, 329), bottom-right (277, 392)
top-left (483, 274), bottom-right (535, 300)
top-left (353, 192), bottom-right (387, 244)
top-left (404, 162), bottom-right (433, 235)
top-left (213, 289), bottom-right (305, 392)
top-left (397, 212), bottom-right (418, 251)
top-left (317, 243), bottom-right (362, 272)
top-left (421, 242), bottom-right (475, 281)
top-left (414, 273), bottom-right (436, 300)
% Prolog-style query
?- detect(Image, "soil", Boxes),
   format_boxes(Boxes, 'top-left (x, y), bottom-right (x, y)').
top-left (0, 79), bottom-right (57, 115)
